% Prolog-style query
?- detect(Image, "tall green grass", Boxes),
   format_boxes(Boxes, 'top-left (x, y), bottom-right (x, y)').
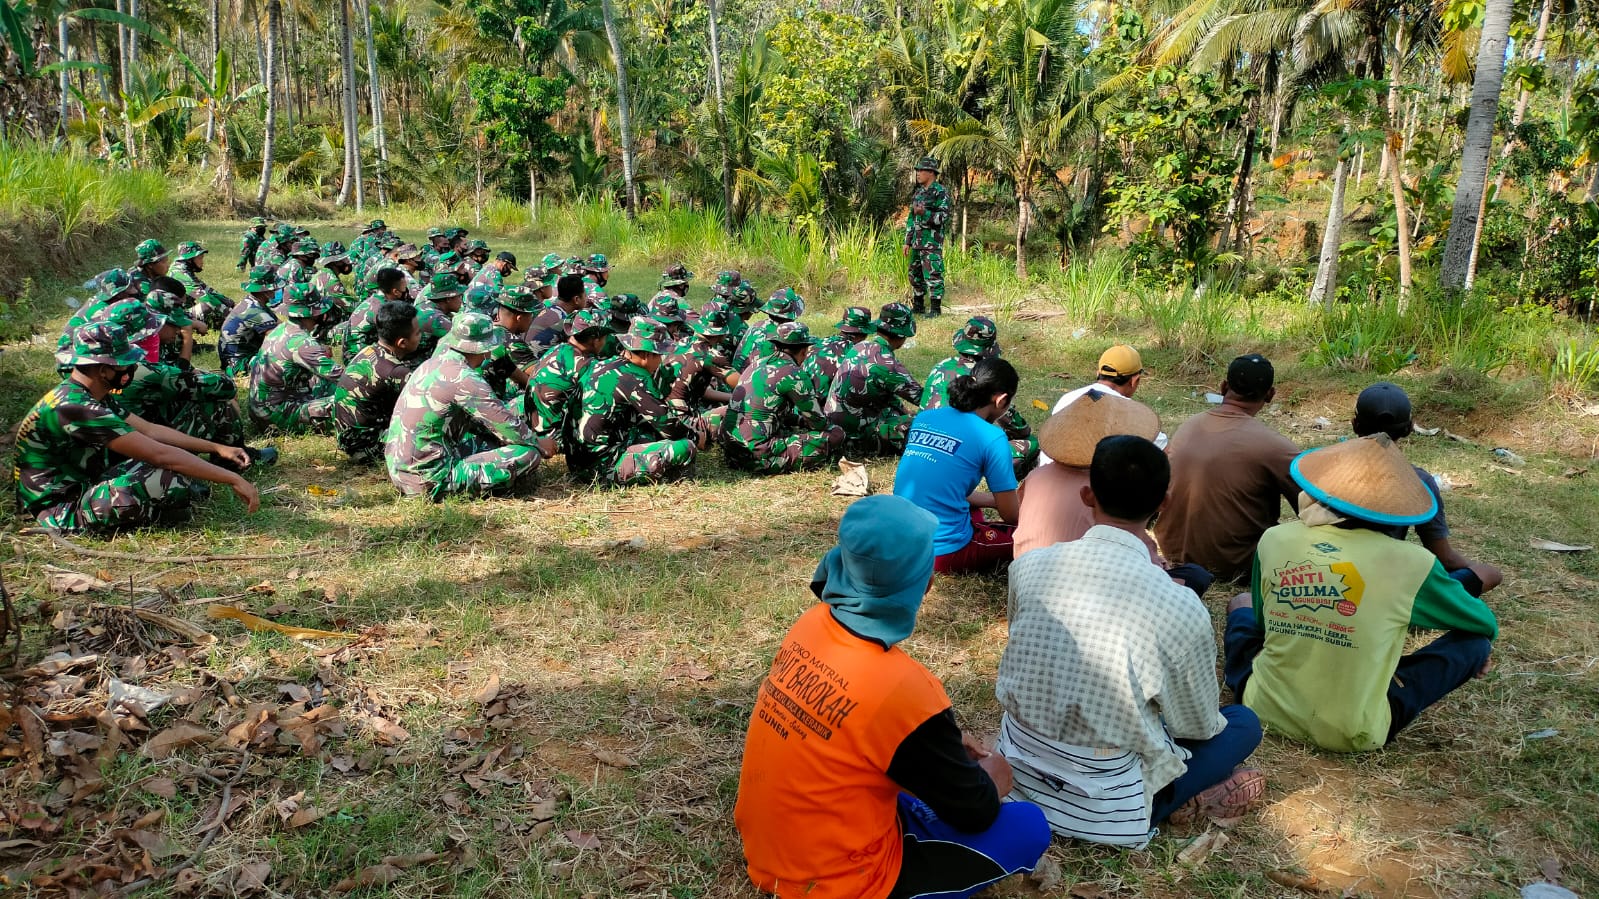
top-left (0, 140), bottom-right (171, 245)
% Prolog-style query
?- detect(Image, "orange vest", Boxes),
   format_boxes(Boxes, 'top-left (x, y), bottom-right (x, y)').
top-left (734, 604), bottom-right (952, 899)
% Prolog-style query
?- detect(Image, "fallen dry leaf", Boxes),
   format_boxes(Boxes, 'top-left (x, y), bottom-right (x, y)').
top-left (1530, 539), bottom-right (1593, 552)
top-left (1176, 829), bottom-right (1229, 865)
top-left (591, 748), bottom-right (638, 768)
top-left (287, 806), bottom-right (328, 828)
top-left (472, 674), bottom-right (501, 706)
top-left (366, 715), bottom-right (410, 745)
top-left (139, 776), bottom-right (178, 799)
top-left (564, 830), bottom-right (602, 850)
top-left (236, 860), bottom-right (272, 894)
top-left (143, 723), bottom-right (213, 759)
top-left (45, 566), bottom-right (111, 594)
top-left (663, 662), bottom-right (713, 682)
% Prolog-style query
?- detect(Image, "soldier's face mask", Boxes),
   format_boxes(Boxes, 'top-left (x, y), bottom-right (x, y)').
top-left (108, 365), bottom-right (136, 392)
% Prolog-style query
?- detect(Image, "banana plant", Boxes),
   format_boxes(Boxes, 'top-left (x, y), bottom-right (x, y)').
top-left (134, 48), bottom-right (265, 205)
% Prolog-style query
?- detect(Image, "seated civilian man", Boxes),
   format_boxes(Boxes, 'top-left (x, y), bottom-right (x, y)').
top-left (1224, 435), bottom-right (1500, 751)
top-left (998, 436), bottom-right (1264, 846)
top-left (1154, 354), bottom-right (1300, 583)
top-left (1350, 382), bottom-right (1502, 595)
top-left (735, 495), bottom-right (1050, 899)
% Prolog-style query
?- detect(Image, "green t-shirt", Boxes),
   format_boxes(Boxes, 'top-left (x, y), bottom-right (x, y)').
top-left (1248, 520), bottom-right (1499, 751)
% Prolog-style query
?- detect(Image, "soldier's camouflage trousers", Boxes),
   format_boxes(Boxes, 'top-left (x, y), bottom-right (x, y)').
top-left (909, 247), bottom-right (945, 314)
top-left (828, 407), bottom-right (913, 456)
top-left (610, 439), bottom-right (697, 487)
top-left (33, 460), bottom-right (208, 533)
top-left (249, 396), bottom-right (335, 435)
top-left (727, 426), bottom-right (844, 475)
top-left (170, 372), bottom-right (244, 447)
top-left (194, 295), bottom-right (230, 333)
top-left (429, 445), bottom-right (543, 500)
top-left (1011, 432), bottom-right (1041, 480)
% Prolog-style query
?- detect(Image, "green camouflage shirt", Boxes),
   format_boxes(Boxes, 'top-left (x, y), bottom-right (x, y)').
top-left (663, 338), bottom-right (732, 414)
top-left (824, 334), bottom-right (923, 418)
top-left (385, 350), bottom-right (535, 495)
top-left (247, 320), bottom-right (342, 419)
top-left (570, 356), bottom-right (700, 476)
top-left (920, 354), bottom-right (1033, 442)
top-left (728, 356), bottom-right (827, 450)
top-left (803, 334), bottom-right (859, 392)
top-left (333, 342), bottom-right (418, 458)
top-left (238, 229), bottom-right (266, 269)
top-left (733, 320), bottom-right (779, 372)
top-left (219, 297), bottom-right (280, 375)
top-left (172, 262), bottom-right (230, 330)
top-left (13, 379), bottom-right (136, 515)
top-left (525, 342), bottom-right (594, 442)
top-left (905, 181), bottom-right (951, 250)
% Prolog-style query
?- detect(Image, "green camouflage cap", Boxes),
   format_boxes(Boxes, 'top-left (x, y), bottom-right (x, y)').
top-left (274, 223), bottom-right (296, 238)
top-left (98, 298), bottom-right (163, 343)
top-left (291, 238), bottom-right (320, 257)
top-left (91, 268), bottom-right (137, 302)
top-left (395, 243), bottom-right (423, 260)
top-left (565, 307), bottom-right (614, 338)
top-left (585, 253), bottom-right (609, 273)
top-left (443, 311), bottom-right (500, 354)
top-left (175, 240), bottom-right (207, 261)
top-left (692, 301), bottom-right (734, 337)
top-left (522, 265), bottom-right (555, 288)
top-left (68, 322), bottom-right (146, 367)
top-left (359, 219), bottom-right (384, 234)
top-left (378, 235), bottom-right (402, 250)
top-left (712, 270), bottom-right (743, 296)
top-left (762, 288), bottom-right (804, 322)
top-left (595, 292), bottom-right (642, 328)
top-left (836, 305), bottom-right (872, 336)
top-left (647, 293), bottom-right (687, 326)
top-left (435, 250), bottom-right (461, 268)
top-left (321, 241), bottom-right (350, 264)
top-left (144, 289), bottom-right (195, 328)
top-left (914, 154), bottom-right (941, 173)
top-left (419, 271), bottom-right (464, 303)
top-left (619, 317), bottom-right (671, 355)
top-left (283, 282), bottom-right (332, 318)
top-left (135, 239), bottom-right (169, 266)
top-left (560, 256), bottom-right (584, 276)
top-left (770, 321), bottom-right (817, 348)
top-left (876, 302), bottom-right (918, 338)
top-left (730, 280), bottom-right (760, 312)
top-left (540, 252), bottom-right (563, 269)
top-left (952, 315), bottom-right (999, 356)
top-left (241, 264), bottom-right (282, 293)
top-left (293, 226), bottom-right (311, 237)
top-left (249, 216), bottom-right (268, 227)
top-left (446, 227), bottom-right (469, 240)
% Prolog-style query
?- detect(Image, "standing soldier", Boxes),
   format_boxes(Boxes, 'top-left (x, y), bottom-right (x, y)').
top-left (734, 288), bottom-right (804, 373)
top-left (922, 315), bottom-right (1039, 477)
top-left (663, 301), bottom-right (739, 435)
top-left (804, 305), bottom-right (872, 390)
top-left (526, 308), bottom-right (612, 448)
top-left (824, 303), bottom-right (924, 455)
top-left (385, 313), bottom-right (549, 500)
top-left (333, 301), bottom-right (423, 462)
top-left (237, 216), bottom-right (269, 271)
top-left (171, 241), bottom-right (231, 334)
top-left (724, 322), bottom-right (844, 474)
top-left (247, 283), bottom-right (343, 433)
top-left (570, 319), bottom-right (708, 486)
top-left (904, 155), bottom-right (951, 316)
top-left (219, 266), bottom-right (283, 376)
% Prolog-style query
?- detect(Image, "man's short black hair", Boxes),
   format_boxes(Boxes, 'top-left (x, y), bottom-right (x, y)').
top-left (1089, 435), bottom-right (1170, 521)
top-left (375, 268), bottom-right (407, 293)
top-left (557, 274), bottom-right (585, 301)
top-left (375, 301), bottom-right (418, 345)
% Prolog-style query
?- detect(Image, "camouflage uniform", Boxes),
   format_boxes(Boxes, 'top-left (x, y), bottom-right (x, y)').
top-left (333, 342), bottom-right (419, 462)
top-left (14, 324), bottom-right (207, 532)
top-left (277, 239), bottom-right (319, 287)
top-left (733, 288), bottom-right (804, 372)
top-left (920, 316), bottom-right (1039, 476)
top-left (646, 293), bottom-right (692, 352)
top-left (803, 305), bottom-right (871, 391)
top-left (724, 323), bottom-right (843, 474)
top-left (468, 258), bottom-right (510, 297)
top-left (570, 320), bottom-right (705, 487)
top-left (55, 294), bottom-right (159, 372)
top-left (581, 253), bottom-right (610, 299)
top-left (824, 304), bottom-right (923, 454)
top-left (120, 291), bottom-right (245, 447)
top-left (258, 226), bottom-right (297, 269)
top-left (385, 314), bottom-right (543, 500)
top-left (525, 308), bottom-right (611, 445)
top-left (905, 156), bottom-right (951, 315)
top-left (347, 220), bottom-right (386, 264)
top-left (589, 293), bottom-right (641, 360)
top-left (414, 272), bottom-right (463, 358)
top-left (219, 267), bottom-right (284, 376)
top-left (171, 242), bottom-right (231, 332)
top-left (237, 218), bottom-right (268, 270)
top-left (247, 285), bottom-right (343, 433)
top-left (128, 239), bottom-right (170, 299)
top-left (525, 300), bottom-right (579, 357)
top-left (662, 303), bottom-right (737, 436)
top-left (480, 288), bottom-right (541, 404)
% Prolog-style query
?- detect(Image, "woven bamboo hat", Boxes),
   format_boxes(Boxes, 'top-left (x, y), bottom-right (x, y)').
top-left (1290, 433), bottom-right (1437, 526)
top-left (1037, 388), bottom-right (1160, 467)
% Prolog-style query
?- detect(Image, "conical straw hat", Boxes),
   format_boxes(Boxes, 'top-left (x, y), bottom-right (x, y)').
top-left (1037, 389), bottom-right (1161, 468)
top-left (1290, 434), bottom-right (1437, 526)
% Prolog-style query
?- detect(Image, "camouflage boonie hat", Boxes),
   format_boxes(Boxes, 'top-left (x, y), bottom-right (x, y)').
top-left (175, 241), bottom-right (207, 261)
top-left (291, 238), bottom-right (320, 257)
top-left (395, 243), bottom-right (423, 260)
top-left (249, 216), bottom-right (268, 227)
top-left (378, 235), bottom-right (402, 251)
top-left (426, 227), bottom-right (445, 240)
top-left (434, 250), bottom-right (460, 270)
top-left (447, 227), bottom-right (469, 240)
top-left (763, 288), bottom-right (804, 322)
top-left (914, 155), bottom-right (941, 173)
top-left (321, 241), bottom-right (350, 264)
top-left (770, 321), bottom-right (817, 348)
top-left (585, 253), bottom-right (609, 273)
top-left (836, 305), bottom-right (872, 336)
top-left (619, 318), bottom-right (672, 355)
top-left (659, 263), bottom-right (693, 289)
top-left (711, 270), bottom-right (742, 297)
top-left (730, 280), bottom-right (760, 312)
top-left (876, 302), bottom-right (917, 338)
top-left (647, 293), bottom-right (688, 326)
top-left (952, 315), bottom-right (999, 357)
top-left (294, 226), bottom-right (311, 237)
top-left (560, 256), bottom-right (584, 276)
top-left (540, 252), bottom-right (563, 270)
top-left (90, 268), bottom-right (137, 302)
top-left (241, 264), bottom-right (282, 293)
top-left (359, 219), bottom-right (383, 234)
top-left (97, 298), bottom-right (162, 343)
top-left (565, 307), bottom-right (613, 339)
top-left (274, 224), bottom-right (296, 239)
top-left (68, 322), bottom-right (146, 367)
top-left (692, 301), bottom-right (734, 337)
top-left (144, 289), bottom-right (195, 329)
top-left (470, 284), bottom-right (512, 312)
top-left (443, 311), bottom-right (500, 354)
top-left (595, 292), bottom-right (642, 328)
top-left (420, 271), bottom-right (464, 301)
top-left (283, 283), bottom-right (332, 318)
top-left (522, 265), bottom-right (556, 288)
top-left (134, 239), bottom-right (169, 266)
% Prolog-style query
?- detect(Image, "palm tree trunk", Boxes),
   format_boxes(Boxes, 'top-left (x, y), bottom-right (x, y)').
top-left (1222, 87), bottom-right (1260, 253)
top-left (256, 0), bottom-right (280, 212)
top-left (358, 0), bottom-right (387, 206)
top-left (1440, 0), bottom-right (1512, 293)
top-left (202, 0), bottom-right (218, 163)
top-left (1385, 38), bottom-right (1413, 306)
top-left (707, 0), bottom-right (733, 233)
top-left (600, 0), bottom-right (639, 219)
top-left (530, 162), bottom-right (538, 223)
top-left (127, 0), bottom-right (139, 71)
top-left (1308, 155), bottom-right (1349, 306)
top-left (57, 17), bottom-right (71, 135)
top-left (335, 0), bottom-right (363, 210)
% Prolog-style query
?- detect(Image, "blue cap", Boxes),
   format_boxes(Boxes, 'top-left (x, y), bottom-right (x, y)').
top-left (809, 495), bottom-right (937, 647)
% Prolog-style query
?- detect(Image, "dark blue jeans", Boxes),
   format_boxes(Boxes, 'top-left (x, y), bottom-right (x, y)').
top-left (889, 794), bottom-right (1052, 899)
top-left (1223, 606), bottom-right (1491, 744)
top-left (1149, 704), bottom-right (1263, 823)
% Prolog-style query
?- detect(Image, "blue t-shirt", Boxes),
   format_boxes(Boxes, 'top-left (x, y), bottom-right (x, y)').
top-left (893, 406), bottom-right (1019, 555)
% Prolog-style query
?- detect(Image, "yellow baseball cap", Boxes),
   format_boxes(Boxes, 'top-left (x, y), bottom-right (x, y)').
top-left (1098, 344), bottom-right (1144, 378)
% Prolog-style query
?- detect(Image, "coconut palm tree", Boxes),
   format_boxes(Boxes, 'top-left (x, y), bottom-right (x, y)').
top-left (599, 0), bottom-right (638, 217)
top-left (1440, 0), bottom-right (1512, 291)
top-left (255, 0), bottom-right (280, 211)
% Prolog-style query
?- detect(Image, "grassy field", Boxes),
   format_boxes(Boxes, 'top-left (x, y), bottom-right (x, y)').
top-left (2, 217), bottom-right (1598, 898)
